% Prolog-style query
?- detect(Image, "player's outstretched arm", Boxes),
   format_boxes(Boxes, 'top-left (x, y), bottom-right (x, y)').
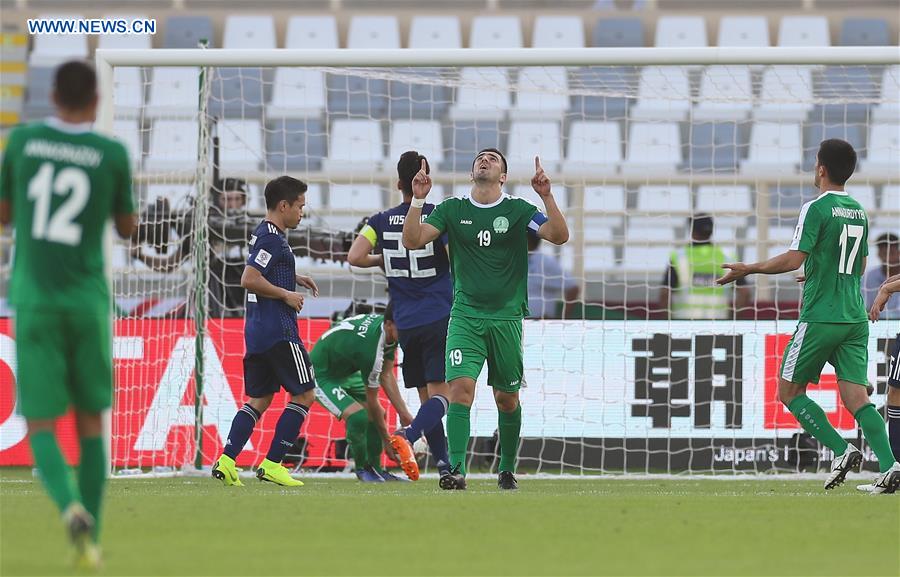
top-left (347, 233), bottom-right (384, 268)
top-left (870, 277), bottom-right (900, 321)
top-left (532, 156), bottom-right (569, 245)
top-left (401, 158), bottom-right (442, 250)
top-left (716, 250), bottom-right (807, 286)
top-left (364, 387), bottom-right (400, 461)
top-left (241, 266), bottom-right (303, 311)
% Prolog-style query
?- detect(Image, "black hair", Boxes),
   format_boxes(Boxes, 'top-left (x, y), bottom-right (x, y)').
top-left (473, 148), bottom-right (508, 175)
top-left (690, 213), bottom-right (714, 240)
top-left (54, 60), bottom-right (97, 110)
top-left (264, 176), bottom-right (307, 210)
top-left (816, 139), bottom-right (857, 186)
top-left (876, 232), bottom-right (899, 247)
top-left (383, 301), bottom-right (393, 323)
top-left (210, 177), bottom-right (247, 203)
top-left (397, 151), bottom-right (429, 197)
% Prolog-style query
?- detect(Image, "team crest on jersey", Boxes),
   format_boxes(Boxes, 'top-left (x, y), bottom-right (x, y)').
top-left (492, 216), bottom-right (509, 234)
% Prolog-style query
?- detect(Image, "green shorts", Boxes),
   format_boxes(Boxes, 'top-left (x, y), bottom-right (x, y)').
top-left (445, 315), bottom-right (524, 393)
top-left (14, 308), bottom-right (113, 420)
top-left (780, 321), bottom-right (868, 386)
top-left (313, 373), bottom-right (367, 418)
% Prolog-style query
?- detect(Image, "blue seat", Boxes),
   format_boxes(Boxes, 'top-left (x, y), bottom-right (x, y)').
top-left (388, 68), bottom-right (451, 119)
top-left (327, 73), bottom-right (388, 119)
top-left (24, 66), bottom-right (55, 120)
top-left (770, 186), bottom-right (808, 211)
top-left (687, 122), bottom-right (746, 173)
top-left (592, 18), bottom-right (644, 47)
top-left (164, 16), bottom-right (215, 48)
top-left (570, 67), bottom-right (630, 120)
top-left (209, 68), bottom-right (266, 119)
top-left (802, 123), bottom-right (865, 171)
top-left (265, 119), bottom-right (326, 172)
top-left (443, 121), bottom-right (503, 172)
top-left (815, 66), bottom-right (877, 122)
top-left (839, 18), bottom-right (890, 46)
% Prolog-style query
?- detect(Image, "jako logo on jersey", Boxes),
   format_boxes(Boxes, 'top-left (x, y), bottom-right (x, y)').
top-left (493, 216), bottom-right (510, 234)
top-left (460, 219), bottom-right (472, 225)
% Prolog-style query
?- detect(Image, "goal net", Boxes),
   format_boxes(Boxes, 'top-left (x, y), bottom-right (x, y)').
top-left (88, 48), bottom-right (899, 476)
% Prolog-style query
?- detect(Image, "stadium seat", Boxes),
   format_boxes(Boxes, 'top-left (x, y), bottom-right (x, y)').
top-left (592, 18), bottom-right (644, 47)
top-left (687, 122), bottom-right (745, 173)
top-left (563, 121), bottom-right (622, 176)
top-left (300, 183), bottom-right (325, 211)
top-left (145, 67), bottom-right (200, 119)
top-left (389, 120), bottom-right (444, 164)
top-left (741, 122), bottom-right (802, 175)
top-left (636, 185), bottom-right (692, 215)
top-left (881, 185), bottom-right (900, 211)
top-left (268, 69), bottom-right (325, 119)
top-left (631, 66), bottom-right (691, 121)
top-left (769, 185), bottom-right (809, 214)
top-left (655, 16), bottom-right (708, 47)
top-left (583, 185), bottom-right (626, 229)
top-left (621, 226), bottom-right (676, 272)
top-left (99, 15), bottom-right (153, 49)
top-left (873, 65), bottom-right (900, 122)
top-left (814, 66), bottom-right (877, 122)
top-left (145, 120), bottom-right (200, 172)
top-left (693, 66), bottom-right (753, 121)
top-left (470, 16), bottom-right (523, 49)
top-left (513, 185), bottom-right (568, 209)
top-left (839, 18), bottom-right (890, 46)
top-left (507, 121), bottom-right (562, 173)
top-left (348, 16), bottom-right (401, 49)
top-left (443, 120), bottom-right (503, 172)
top-left (209, 67), bottom-right (266, 119)
top-left (622, 122), bottom-right (682, 175)
top-left (323, 119), bottom-right (384, 172)
top-left (217, 120), bottom-right (264, 173)
top-left (164, 15), bottom-right (214, 48)
top-left (512, 67), bottom-right (570, 121)
top-left (448, 68), bottom-right (511, 121)
top-left (583, 228), bottom-right (616, 273)
top-left (409, 16), bottom-right (462, 48)
top-left (285, 16), bottom-right (339, 48)
top-left (533, 16), bottom-right (585, 48)
top-left (695, 185), bottom-right (752, 228)
top-left (265, 119), bottom-right (326, 171)
top-left (111, 67), bottom-right (145, 119)
top-left (389, 69), bottom-right (452, 120)
top-left (844, 185), bottom-right (877, 213)
top-left (743, 226), bottom-right (796, 263)
top-left (29, 14), bottom-right (88, 67)
top-left (778, 16), bottom-right (830, 47)
top-left (570, 67), bottom-right (630, 120)
top-left (329, 185), bottom-right (384, 211)
top-left (113, 120), bottom-right (142, 169)
top-left (223, 15), bottom-right (276, 49)
top-left (24, 66), bottom-right (55, 120)
top-left (861, 123), bottom-right (900, 176)
top-left (754, 66), bottom-right (814, 122)
top-left (801, 123), bottom-right (864, 172)
top-left (717, 16), bottom-right (769, 47)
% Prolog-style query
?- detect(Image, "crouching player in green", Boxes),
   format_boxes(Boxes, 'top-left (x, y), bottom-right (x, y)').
top-left (312, 303), bottom-right (417, 482)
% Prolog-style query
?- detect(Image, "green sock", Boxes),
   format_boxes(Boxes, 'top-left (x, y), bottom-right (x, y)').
top-left (447, 403), bottom-right (471, 475)
top-left (344, 410), bottom-right (369, 469)
top-left (78, 436), bottom-right (106, 542)
top-left (854, 404), bottom-right (897, 473)
top-left (29, 430), bottom-right (79, 514)
top-left (498, 403), bottom-right (522, 473)
top-left (788, 395), bottom-right (849, 454)
top-left (365, 421), bottom-right (383, 472)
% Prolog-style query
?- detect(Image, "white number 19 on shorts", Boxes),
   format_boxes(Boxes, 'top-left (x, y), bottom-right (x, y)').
top-left (449, 349), bottom-right (463, 366)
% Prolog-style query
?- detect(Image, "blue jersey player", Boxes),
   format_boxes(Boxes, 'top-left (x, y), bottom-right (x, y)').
top-left (213, 176), bottom-right (319, 487)
top-left (348, 151), bottom-right (453, 477)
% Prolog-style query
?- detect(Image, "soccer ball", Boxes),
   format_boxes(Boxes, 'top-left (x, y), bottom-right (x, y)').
top-left (412, 437), bottom-right (429, 462)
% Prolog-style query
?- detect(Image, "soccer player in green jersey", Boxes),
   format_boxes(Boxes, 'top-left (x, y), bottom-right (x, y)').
top-left (402, 150), bottom-right (569, 490)
top-left (717, 139), bottom-right (899, 493)
top-left (311, 304), bottom-right (415, 482)
top-left (0, 61), bottom-right (138, 566)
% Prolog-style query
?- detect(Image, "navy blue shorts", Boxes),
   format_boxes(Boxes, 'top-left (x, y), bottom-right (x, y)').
top-left (398, 316), bottom-right (449, 389)
top-left (243, 341), bottom-right (315, 398)
top-left (889, 334), bottom-right (900, 390)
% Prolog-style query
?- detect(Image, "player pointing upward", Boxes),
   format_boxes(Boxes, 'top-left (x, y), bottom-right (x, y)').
top-left (402, 151), bottom-right (568, 490)
top-left (717, 139), bottom-right (899, 493)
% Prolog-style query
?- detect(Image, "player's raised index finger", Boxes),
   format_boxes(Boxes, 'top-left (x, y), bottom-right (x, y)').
top-left (420, 158), bottom-right (427, 172)
top-left (534, 155), bottom-right (542, 171)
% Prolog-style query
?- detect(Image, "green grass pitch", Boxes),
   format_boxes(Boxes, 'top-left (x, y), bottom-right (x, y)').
top-left (1, 468), bottom-right (898, 576)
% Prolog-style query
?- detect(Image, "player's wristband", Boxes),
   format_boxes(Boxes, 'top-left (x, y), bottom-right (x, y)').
top-left (410, 197), bottom-right (426, 209)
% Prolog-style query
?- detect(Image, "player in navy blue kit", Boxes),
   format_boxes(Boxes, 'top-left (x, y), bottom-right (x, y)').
top-left (212, 176), bottom-right (319, 487)
top-left (348, 151), bottom-right (453, 478)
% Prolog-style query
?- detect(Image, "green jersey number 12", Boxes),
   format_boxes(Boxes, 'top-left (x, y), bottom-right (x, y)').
top-left (27, 161), bottom-right (91, 246)
top-left (837, 223), bottom-right (864, 275)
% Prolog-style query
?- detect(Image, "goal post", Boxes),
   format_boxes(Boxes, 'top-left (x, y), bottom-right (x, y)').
top-left (92, 46), bottom-right (899, 476)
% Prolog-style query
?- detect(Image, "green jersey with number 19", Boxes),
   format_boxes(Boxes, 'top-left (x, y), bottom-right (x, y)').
top-left (0, 120), bottom-right (134, 313)
top-left (424, 194), bottom-right (546, 320)
top-left (790, 190), bottom-right (868, 323)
